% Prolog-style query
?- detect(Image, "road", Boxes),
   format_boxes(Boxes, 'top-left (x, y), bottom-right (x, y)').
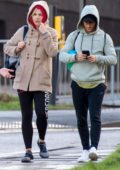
top-left (0, 108), bottom-right (120, 128)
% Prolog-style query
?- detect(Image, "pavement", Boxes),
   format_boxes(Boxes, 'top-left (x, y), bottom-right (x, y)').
top-left (1, 108), bottom-right (120, 129)
top-left (0, 108), bottom-right (120, 170)
top-left (0, 126), bottom-right (120, 170)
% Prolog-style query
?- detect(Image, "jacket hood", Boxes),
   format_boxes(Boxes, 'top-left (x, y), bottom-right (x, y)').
top-left (77, 5), bottom-right (99, 30)
top-left (27, 0), bottom-right (49, 26)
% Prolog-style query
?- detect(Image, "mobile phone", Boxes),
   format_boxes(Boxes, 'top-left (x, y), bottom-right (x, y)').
top-left (82, 50), bottom-right (90, 56)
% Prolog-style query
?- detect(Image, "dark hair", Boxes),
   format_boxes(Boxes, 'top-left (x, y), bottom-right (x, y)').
top-left (82, 14), bottom-right (97, 24)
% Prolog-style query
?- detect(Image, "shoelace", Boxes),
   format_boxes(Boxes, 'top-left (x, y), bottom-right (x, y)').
top-left (40, 144), bottom-right (47, 152)
top-left (25, 152), bottom-right (33, 159)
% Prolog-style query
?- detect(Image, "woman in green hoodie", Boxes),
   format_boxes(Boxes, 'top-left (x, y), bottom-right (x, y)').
top-left (59, 5), bottom-right (117, 163)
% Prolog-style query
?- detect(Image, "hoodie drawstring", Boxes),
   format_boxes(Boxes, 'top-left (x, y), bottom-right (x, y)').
top-left (80, 33), bottom-right (94, 54)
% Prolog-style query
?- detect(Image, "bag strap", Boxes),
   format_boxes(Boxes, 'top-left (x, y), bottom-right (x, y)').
top-left (73, 31), bottom-right (80, 50)
top-left (23, 25), bottom-right (29, 39)
top-left (103, 32), bottom-right (106, 54)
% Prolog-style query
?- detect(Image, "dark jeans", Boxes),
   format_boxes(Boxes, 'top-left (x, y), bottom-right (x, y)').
top-left (71, 81), bottom-right (106, 150)
top-left (18, 90), bottom-right (49, 149)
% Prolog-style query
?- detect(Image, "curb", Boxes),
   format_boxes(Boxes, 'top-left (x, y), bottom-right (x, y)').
top-left (0, 121), bottom-right (72, 130)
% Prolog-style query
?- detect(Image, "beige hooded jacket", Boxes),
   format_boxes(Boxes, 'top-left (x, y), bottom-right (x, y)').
top-left (4, 1), bottom-right (58, 93)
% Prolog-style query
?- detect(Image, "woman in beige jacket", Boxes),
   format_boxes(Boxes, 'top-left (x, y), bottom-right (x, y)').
top-left (4, 1), bottom-right (58, 163)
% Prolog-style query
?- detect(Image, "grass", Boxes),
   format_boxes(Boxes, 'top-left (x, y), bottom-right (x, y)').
top-left (0, 93), bottom-right (74, 110)
top-left (0, 93), bottom-right (20, 110)
top-left (71, 147), bottom-right (120, 170)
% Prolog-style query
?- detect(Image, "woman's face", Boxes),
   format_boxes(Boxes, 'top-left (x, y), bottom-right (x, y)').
top-left (32, 8), bottom-right (43, 28)
top-left (83, 22), bottom-right (96, 33)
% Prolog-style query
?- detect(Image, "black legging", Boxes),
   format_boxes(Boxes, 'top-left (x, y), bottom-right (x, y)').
top-left (18, 90), bottom-right (49, 149)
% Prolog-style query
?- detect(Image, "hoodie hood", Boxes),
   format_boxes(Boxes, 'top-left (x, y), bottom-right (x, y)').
top-left (77, 5), bottom-right (99, 30)
top-left (27, 0), bottom-right (49, 27)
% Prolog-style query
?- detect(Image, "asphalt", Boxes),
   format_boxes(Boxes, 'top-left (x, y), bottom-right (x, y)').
top-left (0, 127), bottom-right (120, 170)
top-left (1, 108), bottom-right (120, 129)
top-left (1, 108), bottom-right (120, 170)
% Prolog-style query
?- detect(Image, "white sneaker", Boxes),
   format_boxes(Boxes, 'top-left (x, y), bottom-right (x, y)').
top-left (77, 150), bottom-right (89, 163)
top-left (89, 147), bottom-right (98, 161)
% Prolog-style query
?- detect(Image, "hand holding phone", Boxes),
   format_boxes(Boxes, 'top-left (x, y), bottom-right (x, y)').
top-left (82, 50), bottom-right (90, 59)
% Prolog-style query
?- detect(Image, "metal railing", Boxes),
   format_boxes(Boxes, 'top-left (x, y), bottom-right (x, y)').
top-left (0, 40), bottom-right (120, 105)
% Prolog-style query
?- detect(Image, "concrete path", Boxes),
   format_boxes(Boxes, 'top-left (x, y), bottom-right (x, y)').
top-left (0, 128), bottom-right (120, 170)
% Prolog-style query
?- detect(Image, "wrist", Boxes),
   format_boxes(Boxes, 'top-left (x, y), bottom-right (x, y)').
top-left (15, 47), bottom-right (20, 53)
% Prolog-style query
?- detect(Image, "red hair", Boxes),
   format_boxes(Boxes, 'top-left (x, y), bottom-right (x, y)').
top-left (28, 5), bottom-right (47, 29)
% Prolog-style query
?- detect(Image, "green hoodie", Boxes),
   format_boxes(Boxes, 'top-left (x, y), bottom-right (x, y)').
top-left (59, 5), bottom-right (117, 86)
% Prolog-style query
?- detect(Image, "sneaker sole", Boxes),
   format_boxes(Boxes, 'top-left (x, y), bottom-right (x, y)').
top-left (21, 160), bottom-right (31, 163)
top-left (40, 153), bottom-right (49, 158)
top-left (77, 159), bottom-right (90, 163)
top-left (21, 158), bottom-right (33, 163)
top-left (89, 153), bottom-right (98, 161)
top-left (21, 155), bottom-right (34, 163)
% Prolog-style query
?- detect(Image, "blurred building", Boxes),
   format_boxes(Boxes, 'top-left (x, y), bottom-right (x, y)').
top-left (0, 0), bottom-right (120, 102)
top-left (0, 0), bottom-right (120, 45)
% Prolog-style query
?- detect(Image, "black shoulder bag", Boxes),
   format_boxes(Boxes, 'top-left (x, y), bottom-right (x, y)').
top-left (4, 25), bottom-right (28, 77)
